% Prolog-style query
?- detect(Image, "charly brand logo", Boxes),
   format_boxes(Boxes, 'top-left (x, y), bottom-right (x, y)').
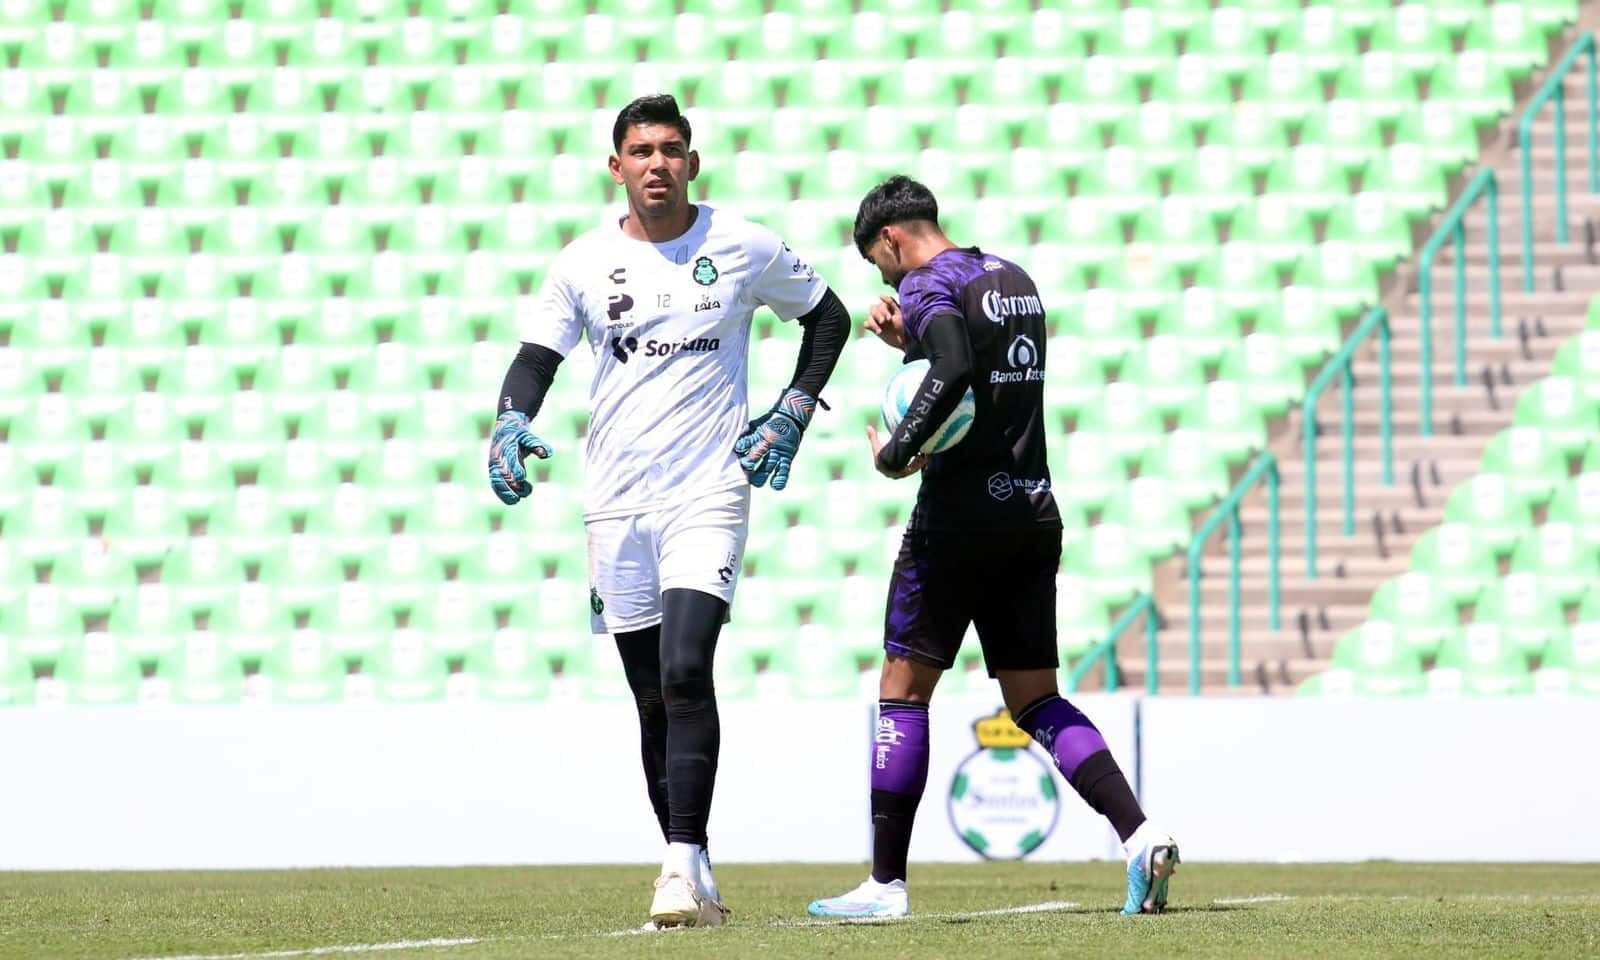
top-left (980, 290), bottom-right (1044, 325)
top-left (692, 256), bottom-right (719, 285)
top-left (992, 335), bottom-right (1044, 384)
top-left (608, 267), bottom-right (626, 284)
top-left (718, 551), bottom-right (736, 585)
top-left (948, 708), bottom-right (1061, 860)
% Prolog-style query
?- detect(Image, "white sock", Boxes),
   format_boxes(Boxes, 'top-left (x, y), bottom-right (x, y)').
top-left (697, 848), bottom-right (721, 902)
top-left (663, 841), bottom-right (702, 881)
top-left (1123, 822), bottom-right (1157, 861)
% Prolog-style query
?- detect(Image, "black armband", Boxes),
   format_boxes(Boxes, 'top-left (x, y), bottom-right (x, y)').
top-left (876, 311), bottom-right (974, 473)
top-left (497, 342), bottom-right (563, 418)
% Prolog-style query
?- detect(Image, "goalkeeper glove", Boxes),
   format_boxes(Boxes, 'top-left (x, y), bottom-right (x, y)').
top-left (487, 411), bottom-right (553, 505)
top-left (733, 388), bottom-right (816, 491)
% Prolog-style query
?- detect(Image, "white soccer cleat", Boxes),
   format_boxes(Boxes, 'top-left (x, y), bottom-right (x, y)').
top-left (807, 877), bottom-right (911, 918)
top-left (1122, 825), bottom-right (1180, 915)
top-left (650, 872), bottom-right (704, 928)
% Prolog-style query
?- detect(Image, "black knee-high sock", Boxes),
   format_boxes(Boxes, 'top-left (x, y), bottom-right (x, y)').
top-left (660, 588), bottom-right (727, 846)
top-left (616, 627), bottom-right (670, 840)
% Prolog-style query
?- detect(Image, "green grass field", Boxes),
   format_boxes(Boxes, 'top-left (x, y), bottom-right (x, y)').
top-left (4, 862), bottom-right (1598, 960)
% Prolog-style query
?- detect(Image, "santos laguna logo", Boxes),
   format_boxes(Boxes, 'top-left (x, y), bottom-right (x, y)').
top-left (981, 289), bottom-right (1044, 324)
top-left (948, 707), bottom-right (1061, 859)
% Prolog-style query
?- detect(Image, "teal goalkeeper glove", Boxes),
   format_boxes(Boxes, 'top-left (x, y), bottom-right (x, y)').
top-left (488, 411), bottom-right (553, 505)
top-left (734, 388), bottom-right (816, 491)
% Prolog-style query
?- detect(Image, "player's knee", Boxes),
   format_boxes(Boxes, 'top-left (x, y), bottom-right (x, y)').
top-left (659, 654), bottom-right (714, 705)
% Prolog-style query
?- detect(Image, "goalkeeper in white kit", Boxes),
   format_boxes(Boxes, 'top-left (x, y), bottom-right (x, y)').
top-left (486, 94), bottom-right (851, 929)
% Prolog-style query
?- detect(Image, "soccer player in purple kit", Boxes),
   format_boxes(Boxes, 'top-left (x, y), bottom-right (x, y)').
top-left (807, 177), bottom-right (1180, 919)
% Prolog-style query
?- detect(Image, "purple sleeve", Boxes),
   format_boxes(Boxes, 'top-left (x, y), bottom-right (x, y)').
top-left (898, 270), bottom-right (963, 343)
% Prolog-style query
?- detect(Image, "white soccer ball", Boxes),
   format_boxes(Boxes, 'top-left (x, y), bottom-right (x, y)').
top-left (880, 358), bottom-right (976, 455)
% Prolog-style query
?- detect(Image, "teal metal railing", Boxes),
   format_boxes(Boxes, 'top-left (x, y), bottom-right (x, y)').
top-left (1186, 451), bottom-right (1280, 695)
top-left (1301, 306), bottom-right (1393, 578)
top-left (1066, 592), bottom-right (1159, 695)
top-left (1519, 31), bottom-right (1599, 291)
top-left (1416, 168), bottom-right (1502, 439)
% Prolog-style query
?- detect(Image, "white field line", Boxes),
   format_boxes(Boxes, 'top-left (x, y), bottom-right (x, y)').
top-left (125, 900), bottom-right (1085, 958)
top-left (1214, 894), bottom-right (1297, 905)
top-left (121, 938), bottom-right (492, 960)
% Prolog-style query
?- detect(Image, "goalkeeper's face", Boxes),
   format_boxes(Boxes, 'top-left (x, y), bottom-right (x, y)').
top-left (609, 123), bottom-right (699, 219)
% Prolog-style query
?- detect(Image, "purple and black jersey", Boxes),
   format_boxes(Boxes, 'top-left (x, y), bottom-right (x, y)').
top-left (898, 247), bottom-right (1060, 533)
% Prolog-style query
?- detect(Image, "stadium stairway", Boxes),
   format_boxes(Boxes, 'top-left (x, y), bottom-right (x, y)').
top-left (1137, 11), bottom-right (1600, 694)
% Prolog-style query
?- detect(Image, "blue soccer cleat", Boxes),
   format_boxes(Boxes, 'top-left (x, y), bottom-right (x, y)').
top-left (1122, 828), bottom-right (1180, 915)
top-left (807, 877), bottom-right (910, 919)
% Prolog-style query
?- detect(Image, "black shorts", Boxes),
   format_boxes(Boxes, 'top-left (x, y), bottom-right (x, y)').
top-left (882, 525), bottom-right (1062, 675)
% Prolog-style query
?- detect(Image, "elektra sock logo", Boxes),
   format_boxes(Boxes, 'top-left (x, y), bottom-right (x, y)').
top-left (874, 715), bottom-right (906, 771)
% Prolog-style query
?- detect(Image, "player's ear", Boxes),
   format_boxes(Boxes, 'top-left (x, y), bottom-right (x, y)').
top-left (607, 152), bottom-right (624, 185)
top-left (687, 149), bottom-right (700, 182)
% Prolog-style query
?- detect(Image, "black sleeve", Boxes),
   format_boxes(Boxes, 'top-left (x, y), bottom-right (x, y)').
top-left (786, 287), bottom-right (851, 399)
top-left (876, 311), bottom-right (974, 473)
top-left (497, 342), bottom-right (563, 418)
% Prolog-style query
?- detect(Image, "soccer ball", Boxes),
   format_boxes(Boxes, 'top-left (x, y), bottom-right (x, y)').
top-left (880, 359), bottom-right (976, 455)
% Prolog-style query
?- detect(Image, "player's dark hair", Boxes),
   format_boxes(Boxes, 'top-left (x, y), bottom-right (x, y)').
top-left (612, 94), bottom-right (693, 153)
top-left (853, 175), bottom-right (940, 256)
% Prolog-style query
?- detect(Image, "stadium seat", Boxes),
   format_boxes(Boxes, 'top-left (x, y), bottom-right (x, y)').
top-left (1408, 523), bottom-right (1499, 608)
top-left (1330, 624), bottom-right (1427, 695)
top-left (1366, 572), bottom-right (1461, 660)
top-left (1428, 623), bottom-right (1536, 696)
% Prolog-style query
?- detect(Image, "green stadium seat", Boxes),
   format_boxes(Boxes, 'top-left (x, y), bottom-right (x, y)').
top-left (1427, 52), bottom-right (1515, 129)
top-left (1547, 474), bottom-right (1600, 556)
top-left (1050, 431), bottom-right (1128, 516)
top-left (1061, 57), bottom-right (1140, 127)
top-left (1151, 288), bottom-right (1243, 367)
top-left (1429, 622), bottom-right (1535, 696)
top-left (210, 583), bottom-right (295, 660)
top-left (1480, 426), bottom-right (1569, 509)
top-left (1366, 572), bottom-right (1460, 660)
top-left (56, 631), bottom-right (145, 705)
top-left (1324, 192), bottom-right (1414, 272)
top-left (1185, 9), bottom-right (1271, 82)
top-left (1100, 476), bottom-right (1192, 561)
top-left (1056, 574), bottom-right (1109, 663)
top-left (1444, 473), bottom-right (1535, 556)
top-left (1240, 52), bottom-right (1325, 123)
top-left (1509, 522), bottom-right (1597, 607)
top-left (1534, 626), bottom-right (1600, 696)
top-left (1177, 380), bottom-right (1267, 466)
top-left (1462, 3), bottom-right (1550, 79)
top-left (262, 630), bottom-right (350, 703)
top-left (1475, 573), bottom-right (1568, 659)
top-left (1513, 376), bottom-right (1595, 462)
top-left (154, 630), bottom-right (246, 704)
top-left (1139, 428), bottom-right (1232, 513)
top-left (1068, 526), bottom-right (1152, 609)
top-left (1119, 335), bottom-right (1206, 419)
top-left (1219, 333), bottom-right (1305, 420)
top-left (1334, 50), bottom-right (1421, 128)
top-left (1130, 196), bottom-right (1218, 276)
top-left (1257, 287), bottom-right (1343, 369)
top-left (1075, 381), bottom-right (1164, 469)
top-left (1330, 623), bottom-right (1427, 695)
top-left (0, 632), bottom-right (36, 706)
top-left (1408, 523), bottom-right (1499, 608)
top-left (1550, 332), bottom-right (1600, 404)
top-left (1369, 4), bottom-right (1457, 80)
top-left (163, 537), bottom-right (246, 616)
top-left (365, 631), bottom-right (450, 702)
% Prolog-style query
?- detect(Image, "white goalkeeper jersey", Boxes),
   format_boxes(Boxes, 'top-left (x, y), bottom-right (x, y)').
top-left (521, 203), bottom-right (827, 521)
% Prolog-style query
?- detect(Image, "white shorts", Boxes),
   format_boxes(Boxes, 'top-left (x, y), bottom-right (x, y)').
top-left (585, 485), bottom-right (751, 634)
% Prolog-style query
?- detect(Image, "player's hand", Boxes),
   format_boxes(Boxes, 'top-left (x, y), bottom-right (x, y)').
top-left (864, 295), bottom-right (908, 350)
top-left (734, 388), bottom-right (816, 491)
top-left (488, 411), bottom-right (553, 505)
top-left (867, 423), bottom-right (926, 479)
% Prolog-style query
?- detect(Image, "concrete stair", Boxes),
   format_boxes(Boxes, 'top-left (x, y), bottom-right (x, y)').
top-left (1119, 15), bottom-right (1600, 695)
